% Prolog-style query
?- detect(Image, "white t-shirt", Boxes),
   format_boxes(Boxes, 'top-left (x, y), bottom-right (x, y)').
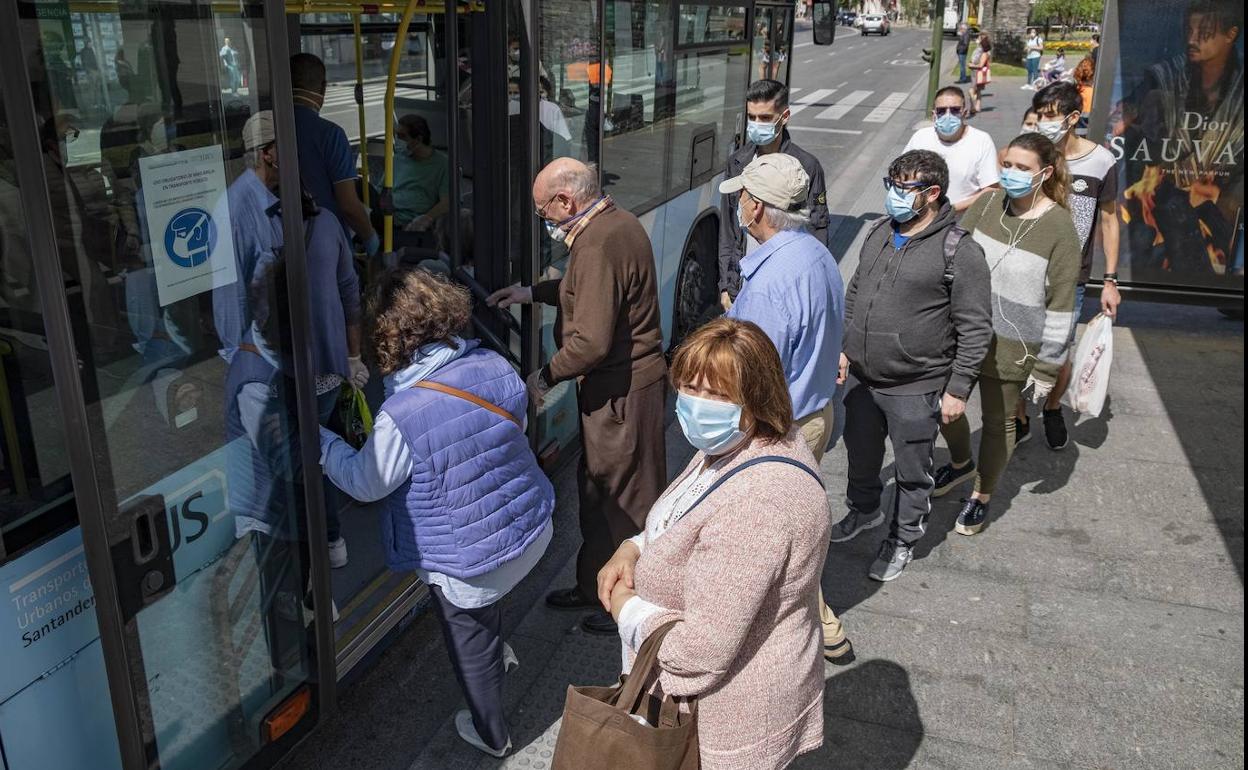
top-left (903, 125), bottom-right (1000, 207)
top-left (1027, 35), bottom-right (1044, 58)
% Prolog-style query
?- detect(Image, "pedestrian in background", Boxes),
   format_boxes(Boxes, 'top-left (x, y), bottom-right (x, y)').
top-left (956, 23), bottom-right (972, 84)
top-left (599, 318), bottom-right (829, 770)
top-left (904, 86), bottom-right (1000, 212)
top-left (719, 80), bottom-right (831, 309)
top-left (934, 134), bottom-right (1081, 537)
top-left (488, 158), bottom-right (666, 637)
top-left (1024, 27), bottom-right (1045, 88)
top-left (832, 150), bottom-right (992, 582)
top-left (1013, 81), bottom-right (1122, 449)
top-left (969, 33), bottom-right (992, 115)
top-left (320, 268), bottom-right (555, 759)
top-left (718, 152), bottom-right (854, 664)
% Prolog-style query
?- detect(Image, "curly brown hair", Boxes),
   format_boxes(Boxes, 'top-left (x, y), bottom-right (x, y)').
top-left (366, 267), bottom-right (472, 375)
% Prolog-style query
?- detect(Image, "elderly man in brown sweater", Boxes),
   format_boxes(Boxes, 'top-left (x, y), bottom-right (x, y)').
top-left (488, 157), bottom-right (666, 635)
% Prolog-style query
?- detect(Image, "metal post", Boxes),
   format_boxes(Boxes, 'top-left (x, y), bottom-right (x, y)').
top-left (261, 0), bottom-right (339, 715)
top-left (445, 1), bottom-right (462, 268)
top-left (926, 0), bottom-right (947, 112)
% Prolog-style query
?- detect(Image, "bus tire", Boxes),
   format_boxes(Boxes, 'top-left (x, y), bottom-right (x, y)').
top-left (672, 218), bottom-right (720, 349)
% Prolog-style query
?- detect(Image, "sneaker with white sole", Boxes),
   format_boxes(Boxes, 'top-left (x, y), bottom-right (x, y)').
top-left (455, 709), bottom-right (511, 758)
top-left (954, 498), bottom-right (989, 535)
top-left (868, 539), bottom-right (913, 582)
top-left (328, 537), bottom-right (348, 569)
top-left (932, 460), bottom-right (976, 498)
top-left (829, 509), bottom-right (885, 543)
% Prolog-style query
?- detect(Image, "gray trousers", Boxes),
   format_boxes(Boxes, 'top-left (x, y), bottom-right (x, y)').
top-left (843, 376), bottom-right (942, 546)
top-left (429, 585), bottom-right (508, 750)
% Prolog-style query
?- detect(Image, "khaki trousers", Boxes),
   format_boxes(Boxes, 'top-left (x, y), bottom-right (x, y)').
top-left (795, 401), bottom-right (847, 648)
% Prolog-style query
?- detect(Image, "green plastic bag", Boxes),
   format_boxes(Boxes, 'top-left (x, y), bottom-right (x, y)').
top-left (333, 385), bottom-right (373, 449)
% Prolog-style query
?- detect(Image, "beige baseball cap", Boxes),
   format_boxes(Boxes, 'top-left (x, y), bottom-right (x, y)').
top-left (242, 110), bottom-right (276, 151)
top-left (719, 153), bottom-right (810, 211)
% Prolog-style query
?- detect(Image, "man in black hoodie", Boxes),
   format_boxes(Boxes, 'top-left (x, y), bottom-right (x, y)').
top-left (831, 150), bottom-right (992, 582)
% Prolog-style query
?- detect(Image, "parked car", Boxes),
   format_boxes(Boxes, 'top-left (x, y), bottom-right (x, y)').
top-left (860, 14), bottom-right (890, 35)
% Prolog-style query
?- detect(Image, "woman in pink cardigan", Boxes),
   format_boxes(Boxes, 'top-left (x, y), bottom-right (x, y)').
top-left (599, 317), bottom-right (830, 770)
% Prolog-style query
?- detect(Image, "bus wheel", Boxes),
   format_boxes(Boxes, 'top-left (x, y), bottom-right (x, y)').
top-left (672, 219), bottom-right (719, 348)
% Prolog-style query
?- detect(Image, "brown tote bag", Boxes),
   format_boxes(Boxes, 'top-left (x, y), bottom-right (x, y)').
top-left (552, 621), bottom-right (699, 770)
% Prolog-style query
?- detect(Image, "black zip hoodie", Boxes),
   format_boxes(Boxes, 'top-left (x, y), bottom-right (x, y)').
top-left (842, 204), bottom-right (992, 398)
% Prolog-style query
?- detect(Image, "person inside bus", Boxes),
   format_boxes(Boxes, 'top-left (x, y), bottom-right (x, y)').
top-left (319, 267), bottom-right (554, 759)
top-left (507, 77), bottom-right (572, 156)
top-left (718, 80), bottom-right (830, 311)
top-left (393, 114), bottom-right (450, 237)
top-left (289, 53), bottom-right (381, 260)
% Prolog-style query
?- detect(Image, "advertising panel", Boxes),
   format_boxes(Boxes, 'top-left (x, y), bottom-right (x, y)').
top-left (1106, 0), bottom-right (1243, 291)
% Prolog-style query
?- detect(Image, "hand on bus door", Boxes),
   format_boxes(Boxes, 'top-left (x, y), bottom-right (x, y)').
top-left (487, 284), bottom-right (533, 309)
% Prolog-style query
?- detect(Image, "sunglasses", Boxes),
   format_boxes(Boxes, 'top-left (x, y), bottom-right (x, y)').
top-left (933, 106), bottom-right (964, 117)
top-left (882, 178), bottom-right (931, 193)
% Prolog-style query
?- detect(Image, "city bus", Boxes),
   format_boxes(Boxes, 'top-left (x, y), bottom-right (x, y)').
top-left (0, 1), bottom-right (836, 769)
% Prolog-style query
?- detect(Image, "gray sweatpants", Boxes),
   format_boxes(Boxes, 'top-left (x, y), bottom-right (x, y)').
top-left (842, 376), bottom-right (943, 546)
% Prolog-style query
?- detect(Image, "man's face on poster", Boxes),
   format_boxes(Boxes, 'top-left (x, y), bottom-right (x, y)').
top-left (1186, 13), bottom-right (1239, 65)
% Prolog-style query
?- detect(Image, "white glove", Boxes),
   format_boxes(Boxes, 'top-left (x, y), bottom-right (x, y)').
top-left (348, 356), bottom-right (370, 389)
top-left (1026, 374), bottom-right (1054, 404)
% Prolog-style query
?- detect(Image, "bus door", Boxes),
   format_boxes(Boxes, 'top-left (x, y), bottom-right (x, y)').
top-left (1, 1), bottom-right (332, 768)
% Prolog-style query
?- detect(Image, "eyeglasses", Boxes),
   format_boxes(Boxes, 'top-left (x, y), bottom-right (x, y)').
top-left (933, 106), bottom-right (963, 117)
top-left (535, 194), bottom-right (560, 220)
top-left (882, 178), bottom-right (930, 192)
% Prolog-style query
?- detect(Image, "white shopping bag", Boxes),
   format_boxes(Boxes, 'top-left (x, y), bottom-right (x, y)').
top-left (1062, 312), bottom-right (1113, 417)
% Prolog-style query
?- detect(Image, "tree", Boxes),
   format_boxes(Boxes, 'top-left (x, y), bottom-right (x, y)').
top-left (1031, 0), bottom-right (1104, 37)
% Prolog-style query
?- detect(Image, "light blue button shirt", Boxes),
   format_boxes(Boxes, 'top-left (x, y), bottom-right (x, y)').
top-left (215, 169), bottom-right (281, 362)
top-left (727, 229), bottom-right (844, 420)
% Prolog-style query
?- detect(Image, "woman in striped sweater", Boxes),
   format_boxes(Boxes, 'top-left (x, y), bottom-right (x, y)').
top-left (931, 133), bottom-right (1082, 535)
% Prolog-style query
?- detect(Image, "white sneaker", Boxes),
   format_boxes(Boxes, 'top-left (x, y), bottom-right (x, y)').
top-left (454, 709), bottom-right (511, 758)
top-left (328, 537), bottom-right (348, 569)
top-left (502, 642), bottom-right (519, 673)
top-left (1021, 84), bottom-right (1035, 90)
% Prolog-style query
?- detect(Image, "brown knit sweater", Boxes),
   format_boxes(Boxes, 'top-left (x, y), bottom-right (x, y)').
top-left (532, 201), bottom-right (665, 393)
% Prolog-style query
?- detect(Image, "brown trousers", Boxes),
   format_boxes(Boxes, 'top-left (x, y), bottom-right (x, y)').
top-left (575, 376), bottom-right (668, 598)
top-left (795, 402), bottom-right (848, 648)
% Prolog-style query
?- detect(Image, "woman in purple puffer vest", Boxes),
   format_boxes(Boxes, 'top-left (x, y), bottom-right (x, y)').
top-left (319, 267), bottom-right (554, 758)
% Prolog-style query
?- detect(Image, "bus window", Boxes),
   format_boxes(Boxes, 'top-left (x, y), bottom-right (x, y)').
top-left (601, 1), bottom-right (677, 213)
top-left (669, 44), bottom-right (750, 196)
top-left (15, 3), bottom-right (319, 767)
top-left (751, 5), bottom-right (793, 84)
top-left (678, 4), bottom-right (749, 45)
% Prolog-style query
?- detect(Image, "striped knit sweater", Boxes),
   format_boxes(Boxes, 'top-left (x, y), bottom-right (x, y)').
top-left (958, 189), bottom-right (1082, 384)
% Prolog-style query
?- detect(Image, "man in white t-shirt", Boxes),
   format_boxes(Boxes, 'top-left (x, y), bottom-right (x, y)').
top-left (903, 86), bottom-right (999, 212)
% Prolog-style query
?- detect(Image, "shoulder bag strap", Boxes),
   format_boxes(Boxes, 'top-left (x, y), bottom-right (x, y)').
top-left (942, 225), bottom-right (967, 288)
top-left (686, 455), bottom-right (822, 515)
top-left (413, 380), bottom-right (522, 428)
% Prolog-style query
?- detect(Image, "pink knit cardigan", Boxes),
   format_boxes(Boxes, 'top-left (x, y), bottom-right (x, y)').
top-left (630, 430), bottom-right (830, 770)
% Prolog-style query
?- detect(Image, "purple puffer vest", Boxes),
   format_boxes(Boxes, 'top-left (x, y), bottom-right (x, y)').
top-left (379, 348), bottom-right (554, 578)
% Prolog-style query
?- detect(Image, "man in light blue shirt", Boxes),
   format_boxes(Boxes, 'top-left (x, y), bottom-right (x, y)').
top-left (720, 152), bottom-right (853, 666)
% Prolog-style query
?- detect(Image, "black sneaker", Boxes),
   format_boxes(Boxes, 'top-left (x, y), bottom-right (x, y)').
top-left (1015, 417), bottom-right (1032, 446)
top-left (932, 460), bottom-right (976, 498)
top-left (954, 498), bottom-right (989, 536)
top-left (1042, 408), bottom-right (1069, 450)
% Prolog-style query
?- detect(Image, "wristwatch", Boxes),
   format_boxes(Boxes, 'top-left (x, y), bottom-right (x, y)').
top-left (1102, 272), bottom-right (1119, 284)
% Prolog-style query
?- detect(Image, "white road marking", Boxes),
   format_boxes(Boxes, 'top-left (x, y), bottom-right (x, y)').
top-left (787, 125), bottom-right (864, 135)
top-left (815, 90), bottom-right (873, 120)
top-left (787, 88), bottom-right (837, 116)
top-left (863, 92), bottom-right (909, 123)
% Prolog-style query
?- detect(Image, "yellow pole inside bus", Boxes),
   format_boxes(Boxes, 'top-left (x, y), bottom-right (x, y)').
top-left (383, 0), bottom-right (422, 254)
top-left (353, 14), bottom-right (370, 210)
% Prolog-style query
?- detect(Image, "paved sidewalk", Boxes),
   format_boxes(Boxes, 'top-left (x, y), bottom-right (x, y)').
top-left (280, 74), bottom-right (1244, 770)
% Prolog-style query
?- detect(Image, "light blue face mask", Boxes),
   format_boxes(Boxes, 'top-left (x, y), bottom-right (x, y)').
top-left (675, 392), bottom-right (746, 455)
top-left (885, 186), bottom-right (923, 223)
top-left (746, 118), bottom-right (781, 146)
top-left (1000, 167), bottom-right (1046, 199)
top-left (934, 113), bottom-right (963, 137)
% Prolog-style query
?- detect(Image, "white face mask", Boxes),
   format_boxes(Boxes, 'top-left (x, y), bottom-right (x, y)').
top-left (1037, 116), bottom-right (1072, 143)
top-left (545, 220), bottom-right (567, 243)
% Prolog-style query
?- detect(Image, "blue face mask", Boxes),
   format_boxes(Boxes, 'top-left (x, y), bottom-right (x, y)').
top-left (885, 186), bottom-right (923, 223)
top-left (934, 113), bottom-right (963, 137)
top-left (746, 119), bottom-right (781, 146)
top-left (676, 392), bottom-right (746, 455)
top-left (1000, 167), bottom-right (1046, 199)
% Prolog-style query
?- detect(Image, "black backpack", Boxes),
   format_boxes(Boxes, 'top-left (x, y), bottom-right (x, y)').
top-left (866, 218), bottom-right (967, 288)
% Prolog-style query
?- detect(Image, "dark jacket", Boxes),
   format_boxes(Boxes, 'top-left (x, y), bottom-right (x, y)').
top-left (718, 130), bottom-right (830, 298)
top-left (957, 30), bottom-right (971, 55)
top-left (842, 203), bottom-right (992, 398)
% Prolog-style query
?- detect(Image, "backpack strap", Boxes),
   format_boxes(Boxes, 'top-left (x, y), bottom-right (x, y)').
top-left (683, 455), bottom-right (822, 517)
top-left (942, 225), bottom-right (967, 288)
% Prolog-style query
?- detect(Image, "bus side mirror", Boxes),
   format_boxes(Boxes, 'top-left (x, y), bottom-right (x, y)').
top-left (813, 0), bottom-right (837, 45)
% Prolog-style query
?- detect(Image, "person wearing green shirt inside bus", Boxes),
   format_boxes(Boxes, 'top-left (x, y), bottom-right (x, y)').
top-left (394, 113), bottom-right (450, 234)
